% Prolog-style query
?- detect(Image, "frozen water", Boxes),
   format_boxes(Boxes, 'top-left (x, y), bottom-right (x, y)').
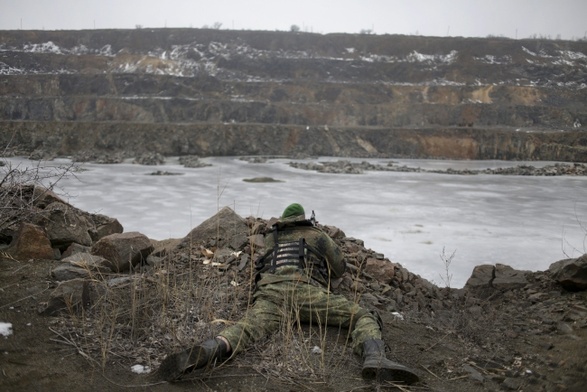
top-left (5, 156), bottom-right (586, 288)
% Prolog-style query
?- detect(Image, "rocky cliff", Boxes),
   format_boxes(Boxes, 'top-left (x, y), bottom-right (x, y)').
top-left (1, 28), bottom-right (586, 161)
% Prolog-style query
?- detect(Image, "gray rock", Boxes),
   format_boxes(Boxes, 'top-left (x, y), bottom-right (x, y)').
top-left (248, 234), bottom-right (266, 248)
top-left (63, 252), bottom-right (112, 271)
top-left (40, 278), bottom-right (103, 316)
top-left (549, 254), bottom-right (587, 291)
top-left (91, 232), bottom-right (154, 272)
top-left (361, 292), bottom-right (381, 307)
top-left (51, 264), bottom-right (94, 281)
top-left (179, 206), bottom-right (249, 250)
top-left (61, 242), bottom-right (91, 258)
top-left (35, 202), bottom-right (93, 247)
top-left (493, 264), bottom-right (529, 290)
top-left (31, 186), bottom-right (67, 208)
top-left (52, 253), bottom-right (113, 280)
top-left (462, 364), bottom-right (484, 383)
top-left (133, 152), bottom-right (165, 165)
top-left (179, 155), bottom-right (212, 168)
top-left (90, 214), bottom-right (124, 241)
top-left (502, 377), bottom-right (522, 390)
top-left (464, 264), bottom-right (528, 291)
top-left (464, 264), bottom-right (495, 288)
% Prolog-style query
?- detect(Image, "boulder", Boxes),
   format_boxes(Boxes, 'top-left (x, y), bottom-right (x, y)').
top-left (51, 264), bottom-right (97, 281)
top-left (35, 202), bottom-right (93, 248)
top-left (91, 232), bottom-right (153, 272)
top-left (31, 185), bottom-right (67, 208)
top-left (248, 234), bottom-right (265, 249)
top-left (52, 253), bottom-right (113, 280)
top-left (179, 206), bottom-right (249, 250)
top-left (40, 278), bottom-right (104, 316)
top-left (88, 213), bottom-right (124, 242)
top-left (549, 254), bottom-right (587, 291)
top-left (364, 257), bottom-right (395, 283)
top-left (492, 264), bottom-right (529, 290)
top-left (464, 264), bottom-right (528, 291)
top-left (61, 242), bottom-right (92, 258)
top-left (6, 222), bottom-right (56, 260)
top-left (464, 264), bottom-right (495, 289)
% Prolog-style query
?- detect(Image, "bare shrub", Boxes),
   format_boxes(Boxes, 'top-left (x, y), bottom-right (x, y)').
top-left (439, 247), bottom-right (456, 289)
top-left (0, 158), bottom-right (78, 241)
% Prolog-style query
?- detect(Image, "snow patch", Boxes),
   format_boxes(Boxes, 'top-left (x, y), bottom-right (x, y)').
top-left (130, 364), bottom-right (151, 374)
top-left (0, 322), bottom-right (13, 337)
top-left (559, 50), bottom-right (587, 60)
top-left (0, 61), bottom-right (25, 75)
top-left (522, 46), bottom-right (537, 56)
top-left (474, 55), bottom-right (512, 65)
top-left (406, 50), bottom-right (458, 64)
top-left (24, 41), bottom-right (62, 54)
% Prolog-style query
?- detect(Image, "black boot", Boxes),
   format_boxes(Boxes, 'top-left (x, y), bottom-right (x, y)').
top-left (156, 338), bottom-right (229, 382)
top-left (361, 338), bottom-right (419, 385)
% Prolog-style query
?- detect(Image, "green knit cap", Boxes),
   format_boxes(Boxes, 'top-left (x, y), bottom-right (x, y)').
top-left (281, 203), bottom-right (305, 220)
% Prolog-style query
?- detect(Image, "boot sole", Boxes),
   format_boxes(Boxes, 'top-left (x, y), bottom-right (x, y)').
top-left (362, 366), bottom-right (420, 385)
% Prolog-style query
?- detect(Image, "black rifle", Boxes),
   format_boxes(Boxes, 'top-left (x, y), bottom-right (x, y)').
top-left (310, 210), bottom-right (317, 226)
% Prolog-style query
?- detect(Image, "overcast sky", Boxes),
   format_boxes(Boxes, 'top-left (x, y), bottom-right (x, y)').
top-left (0, 0), bottom-right (585, 40)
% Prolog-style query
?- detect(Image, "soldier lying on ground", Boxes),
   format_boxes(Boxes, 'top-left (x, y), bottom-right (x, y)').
top-left (156, 203), bottom-right (420, 385)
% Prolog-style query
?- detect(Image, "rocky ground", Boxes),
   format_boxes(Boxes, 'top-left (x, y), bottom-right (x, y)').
top-left (288, 159), bottom-right (587, 176)
top-left (1, 195), bottom-right (586, 391)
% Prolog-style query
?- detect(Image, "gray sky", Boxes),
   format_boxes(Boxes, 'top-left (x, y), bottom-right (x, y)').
top-left (0, 0), bottom-right (585, 40)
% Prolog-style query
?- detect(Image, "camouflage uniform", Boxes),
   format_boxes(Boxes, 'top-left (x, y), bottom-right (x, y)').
top-left (219, 221), bottom-right (382, 355)
top-left (157, 205), bottom-right (419, 385)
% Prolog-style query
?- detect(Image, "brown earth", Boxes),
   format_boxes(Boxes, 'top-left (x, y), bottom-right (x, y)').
top-left (1, 217), bottom-right (586, 392)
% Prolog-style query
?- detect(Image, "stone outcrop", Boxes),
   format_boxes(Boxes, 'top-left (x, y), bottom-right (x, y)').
top-left (0, 194), bottom-right (581, 335)
top-left (549, 254), bottom-right (587, 291)
top-left (0, 185), bottom-right (123, 256)
top-left (464, 263), bottom-right (530, 294)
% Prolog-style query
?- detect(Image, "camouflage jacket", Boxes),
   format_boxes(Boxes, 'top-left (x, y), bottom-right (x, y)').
top-left (255, 220), bottom-right (346, 288)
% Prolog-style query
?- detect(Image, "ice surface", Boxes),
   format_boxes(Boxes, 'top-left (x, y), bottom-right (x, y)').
top-left (6, 156), bottom-right (586, 288)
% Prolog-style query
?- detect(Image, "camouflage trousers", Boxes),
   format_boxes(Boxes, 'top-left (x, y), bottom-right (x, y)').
top-left (219, 278), bottom-right (381, 356)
